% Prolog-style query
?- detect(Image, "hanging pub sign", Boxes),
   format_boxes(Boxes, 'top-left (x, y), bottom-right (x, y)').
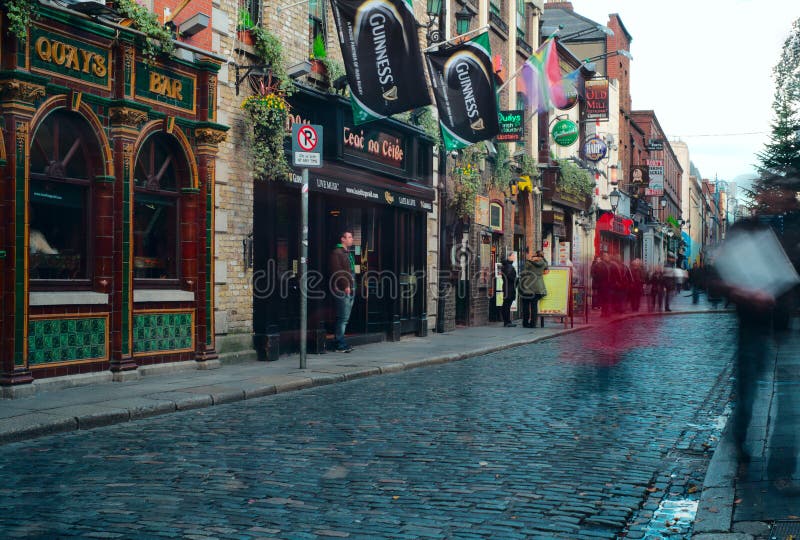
top-left (426, 32), bottom-right (500, 151)
top-left (496, 109), bottom-right (524, 142)
top-left (645, 158), bottom-right (664, 196)
top-left (585, 78), bottom-right (609, 121)
top-left (582, 135), bottom-right (607, 162)
top-left (631, 165), bottom-right (649, 186)
top-left (330, 0), bottom-right (431, 125)
top-left (551, 119), bottom-right (579, 147)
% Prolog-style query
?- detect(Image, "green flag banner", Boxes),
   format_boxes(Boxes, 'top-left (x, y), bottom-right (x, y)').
top-left (425, 32), bottom-right (500, 151)
top-left (331, 0), bottom-right (431, 125)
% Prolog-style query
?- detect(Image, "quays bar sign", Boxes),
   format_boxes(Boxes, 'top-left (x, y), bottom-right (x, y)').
top-left (30, 26), bottom-right (111, 90)
top-left (135, 62), bottom-right (196, 113)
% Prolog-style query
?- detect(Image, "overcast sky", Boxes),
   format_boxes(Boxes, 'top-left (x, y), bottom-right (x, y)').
top-left (569, 0), bottom-right (798, 187)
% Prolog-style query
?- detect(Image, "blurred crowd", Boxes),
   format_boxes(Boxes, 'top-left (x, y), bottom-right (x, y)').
top-left (589, 253), bottom-right (694, 316)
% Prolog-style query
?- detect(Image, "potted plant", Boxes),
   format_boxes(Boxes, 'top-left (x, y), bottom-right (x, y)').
top-left (450, 146), bottom-right (484, 220)
top-left (241, 26), bottom-right (292, 180)
top-left (241, 92), bottom-right (290, 180)
top-left (237, 7), bottom-right (254, 45)
top-left (309, 34), bottom-right (328, 78)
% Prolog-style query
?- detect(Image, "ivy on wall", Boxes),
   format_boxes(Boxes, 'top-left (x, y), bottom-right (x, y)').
top-left (556, 159), bottom-right (594, 197)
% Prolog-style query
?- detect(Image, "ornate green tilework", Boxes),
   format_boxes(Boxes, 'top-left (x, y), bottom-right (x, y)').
top-left (133, 312), bottom-right (193, 354)
top-left (28, 317), bottom-right (107, 365)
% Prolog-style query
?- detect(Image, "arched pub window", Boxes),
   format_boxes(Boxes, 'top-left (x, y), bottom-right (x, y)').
top-left (133, 132), bottom-right (188, 282)
top-left (29, 110), bottom-right (97, 285)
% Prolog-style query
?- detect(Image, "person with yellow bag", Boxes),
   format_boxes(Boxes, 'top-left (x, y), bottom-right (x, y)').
top-left (519, 249), bottom-right (549, 328)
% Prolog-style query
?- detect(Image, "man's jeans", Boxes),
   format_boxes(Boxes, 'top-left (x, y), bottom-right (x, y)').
top-left (334, 293), bottom-right (354, 348)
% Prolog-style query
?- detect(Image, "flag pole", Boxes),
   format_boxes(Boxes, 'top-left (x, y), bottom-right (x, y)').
top-left (496, 63), bottom-right (525, 94)
top-left (495, 36), bottom-right (555, 93)
top-left (422, 25), bottom-right (490, 53)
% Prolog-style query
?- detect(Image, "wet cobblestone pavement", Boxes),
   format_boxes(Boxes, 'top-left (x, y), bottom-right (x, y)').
top-left (0, 313), bottom-right (737, 539)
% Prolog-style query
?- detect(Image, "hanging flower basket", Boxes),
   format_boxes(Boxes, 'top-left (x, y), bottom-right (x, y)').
top-left (241, 92), bottom-right (290, 180)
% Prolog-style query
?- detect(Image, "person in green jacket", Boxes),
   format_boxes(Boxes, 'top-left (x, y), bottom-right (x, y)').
top-left (518, 249), bottom-right (548, 328)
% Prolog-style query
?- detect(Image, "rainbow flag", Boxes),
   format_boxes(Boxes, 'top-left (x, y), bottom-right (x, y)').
top-left (551, 66), bottom-right (589, 110)
top-left (518, 38), bottom-right (561, 115)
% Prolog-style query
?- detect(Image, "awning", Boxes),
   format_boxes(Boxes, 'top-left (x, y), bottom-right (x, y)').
top-left (596, 212), bottom-right (634, 237)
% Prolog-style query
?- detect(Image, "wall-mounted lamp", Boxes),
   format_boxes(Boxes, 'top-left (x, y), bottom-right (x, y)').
top-left (582, 49), bottom-right (633, 73)
top-left (660, 197), bottom-right (667, 209)
top-left (287, 60), bottom-right (312, 79)
top-left (420, 0), bottom-right (443, 44)
top-left (456, 4), bottom-right (475, 35)
top-left (609, 187), bottom-right (621, 214)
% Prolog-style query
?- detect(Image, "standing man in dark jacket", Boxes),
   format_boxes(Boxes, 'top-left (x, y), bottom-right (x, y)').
top-left (329, 230), bottom-right (356, 352)
top-left (500, 251), bottom-right (518, 327)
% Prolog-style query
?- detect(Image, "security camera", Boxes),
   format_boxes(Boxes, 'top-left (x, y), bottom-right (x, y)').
top-left (450, 150), bottom-right (459, 159)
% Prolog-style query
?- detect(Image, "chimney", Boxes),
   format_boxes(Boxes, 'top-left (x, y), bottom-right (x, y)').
top-left (544, 1), bottom-right (574, 9)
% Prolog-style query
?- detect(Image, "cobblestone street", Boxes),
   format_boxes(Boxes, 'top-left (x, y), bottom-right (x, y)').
top-left (0, 313), bottom-right (737, 539)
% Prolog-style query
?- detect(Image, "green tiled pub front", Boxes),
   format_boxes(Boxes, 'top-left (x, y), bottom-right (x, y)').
top-left (0, 6), bottom-right (226, 388)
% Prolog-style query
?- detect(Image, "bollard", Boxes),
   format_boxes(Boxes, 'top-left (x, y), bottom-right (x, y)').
top-left (416, 312), bottom-right (428, 337)
top-left (310, 320), bottom-right (327, 354)
top-left (388, 314), bottom-right (401, 342)
top-left (265, 325), bottom-right (280, 362)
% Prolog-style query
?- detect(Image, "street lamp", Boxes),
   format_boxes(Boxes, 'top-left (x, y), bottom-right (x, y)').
top-left (609, 187), bottom-right (621, 214)
top-left (660, 197), bottom-right (667, 209)
top-left (582, 49), bottom-right (633, 73)
top-left (421, 0), bottom-right (443, 44)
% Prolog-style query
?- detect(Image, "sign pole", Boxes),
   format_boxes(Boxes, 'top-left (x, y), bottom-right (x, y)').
top-left (300, 168), bottom-right (309, 369)
top-left (292, 123), bottom-right (323, 370)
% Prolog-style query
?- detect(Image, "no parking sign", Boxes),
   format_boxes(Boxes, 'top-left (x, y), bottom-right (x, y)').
top-left (292, 124), bottom-right (323, 168)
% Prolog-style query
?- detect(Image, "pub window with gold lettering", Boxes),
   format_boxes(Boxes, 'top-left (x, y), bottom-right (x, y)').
top-left (29, 110), bottom-right (99, 285)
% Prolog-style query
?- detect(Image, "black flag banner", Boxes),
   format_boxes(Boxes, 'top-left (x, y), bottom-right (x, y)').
top-left (425, 32), bottom-right (500, 151)
top-left (330, 0), bottom-right (431, 124)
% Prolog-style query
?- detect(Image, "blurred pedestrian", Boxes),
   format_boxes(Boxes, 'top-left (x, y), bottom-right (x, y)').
top-left (629, 259), bottom-right (646, 312)
top-left (590, 256), bottom-right (605, 313)
top-left (662, 266), bottom-right (674, 312)
top-left (519, 249), bottom-right (548, 328)
top-left (648, 267), bottom-right (664, 312)
top-left (689, 261), bottom-right (704, 304)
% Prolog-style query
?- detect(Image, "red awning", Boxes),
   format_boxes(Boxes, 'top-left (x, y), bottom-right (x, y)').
top-left (596, 212), bottom-right (634, 236)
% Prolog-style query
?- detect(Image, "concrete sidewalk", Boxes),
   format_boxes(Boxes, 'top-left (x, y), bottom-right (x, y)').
top-left (693, 317), bottom-right (800, 539)
top-left (0, 292), bottom-right (724, 449)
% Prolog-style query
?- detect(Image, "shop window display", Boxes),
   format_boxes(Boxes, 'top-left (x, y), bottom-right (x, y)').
top-left (133, 133), bottom-right (183, 280)
top-left (28, 110), bottom-right (94, 282)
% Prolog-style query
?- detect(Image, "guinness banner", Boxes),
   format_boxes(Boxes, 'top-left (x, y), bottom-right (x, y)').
top-left (426, 32), bottom-right (500, 151)
top-left (331, 0), bottom-right (431, 125)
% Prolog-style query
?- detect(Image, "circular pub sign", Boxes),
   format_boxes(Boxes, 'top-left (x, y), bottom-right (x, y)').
top-left (582, 135), bottom-right (608, 162)
top-left (551, 119), bottom-right (579, 147)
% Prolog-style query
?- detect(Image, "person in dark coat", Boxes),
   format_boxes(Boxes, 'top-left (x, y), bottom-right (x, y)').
top-left (519, 250), bottom-right (549, 328)
top-left (500, 251), bottom-right (518, 327)
top-left (329, 230), bottom-right (356, 352)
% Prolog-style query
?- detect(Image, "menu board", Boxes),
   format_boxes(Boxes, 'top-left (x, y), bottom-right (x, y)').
top-left (538, 266), bottom-right (572, 317)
